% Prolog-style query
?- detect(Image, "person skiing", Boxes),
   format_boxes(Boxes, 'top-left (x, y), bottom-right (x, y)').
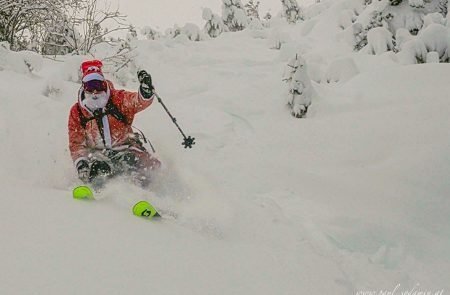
top-left (68, 60), bottom-right (161, 187)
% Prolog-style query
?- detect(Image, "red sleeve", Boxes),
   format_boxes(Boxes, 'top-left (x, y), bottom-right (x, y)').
top-left (68, 104), bottom-right (88, 165)
top-left (118, 88), bottom-right (155, 115)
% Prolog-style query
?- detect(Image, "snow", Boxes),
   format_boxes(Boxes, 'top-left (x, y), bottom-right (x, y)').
top-left (323, 57), bottom-right (360, 83)
top-left (366, 27), bottom-right (394, 55)
top-left (1, 2), bottom-right (450, 294)
top-left (423, 12), bottom-right (447, 28)
top-left (417, 24), bottom-right (450, 61)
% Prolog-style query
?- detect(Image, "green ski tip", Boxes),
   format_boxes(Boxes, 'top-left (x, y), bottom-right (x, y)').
top-left (73, 186), bottom-right (94, 200)
top-left (133, 201), bottom-right (161, 219)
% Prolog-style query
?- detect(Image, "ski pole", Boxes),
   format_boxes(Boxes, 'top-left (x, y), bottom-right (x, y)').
top-left (154, 92), bottom-right (195, 149)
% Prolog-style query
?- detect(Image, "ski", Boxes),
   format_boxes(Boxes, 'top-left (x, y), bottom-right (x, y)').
top-left (72, 185), bottom-right (162, 220)
top-left (132, 201), bottom-right (161, 219)
top-left (73, 185), bottom-right (95, 200)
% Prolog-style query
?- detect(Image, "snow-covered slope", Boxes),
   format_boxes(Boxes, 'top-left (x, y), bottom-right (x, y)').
top-left (1, 6), bottom-right (449, 295)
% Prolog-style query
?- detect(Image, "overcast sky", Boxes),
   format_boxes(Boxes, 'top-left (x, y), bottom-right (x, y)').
top-left (110, 0), bottom-right (312, 30)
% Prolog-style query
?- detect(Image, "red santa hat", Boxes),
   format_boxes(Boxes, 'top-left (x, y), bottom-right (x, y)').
top-left (80, 60), bottom-right (105, 83)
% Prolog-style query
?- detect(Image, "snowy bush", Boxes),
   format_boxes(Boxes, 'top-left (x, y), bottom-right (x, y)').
top-left (397, 38), bottom-right (428, 64)
top-left (395, 28), bottom-right (414, 50)
top-left (0, 0), bottom-right (70, 51)
top-left (203, 8), bottom-right (227, 38)
top-left (42, 18), bottom-right (79, 56)
top-left (247, 19), bottom-right (268, 39)
top-left (1, 0), bottom-right (130, 55)
top-left (0, 42), bottom-right (36, 74)
top-left (141, 26), bottom-right (161, 40)
top-left (323, 58), bottom-right (359, 83)
top-left (16, 51), bottom-right (44, 73)
top-left (283, 55), bottom-right (313, 118)
top-left (339, 9), bottom-right (356, 30)
top-left (165, 24), bottom-right (206, 42)
top-left (262, 12), bottom-right (273, 28)
top-left (222, 0), bottom-right (249, 32)
top-left (281, 0), bottom-right (303, 24)
top-left (393, 25), bottom-right (450, 62)
top-left (358, 0), bottom-right (448, 38)
top-left (352, 23), bottom-right (368, 50)
top-left (245, 0), bottom-right (261, 20)
top-left (426, 51), bottom-right (440, 62)
top-left (423, 12), bottom-right (447, 28)
top-left (42, 78), bottom-right (65, 98)
top-left (356, 9), bottom-right (394, 51)
top-left (366, 27), bottom-right (394, 54)
top-left (417, 23), bottom-right (450, 61)
top-left (409, 0), bottom-right (425, 9)
top-left (126, 26), bottom-right (138, 43)
top-left (165, 27), bottom-right (179, 39)
top-left (179, 23), bottom-right (207, 41)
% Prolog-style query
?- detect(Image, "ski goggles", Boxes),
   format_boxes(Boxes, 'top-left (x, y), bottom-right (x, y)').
top-left (83, 80), bottom-right (107, 93)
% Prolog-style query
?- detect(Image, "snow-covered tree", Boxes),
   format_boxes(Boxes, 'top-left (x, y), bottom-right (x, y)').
top-left (397, 38), bottom-right (428, 63)
top-left (65, 0), bottom-right (129, 55)
top-left (283, 54), bottom-right (313, 118)
top-left (203, 8), bottom-right (227, 38)
top-left (426, 51), bottom-right (440, 62)
top-left (0, 0), bottom-right (129, 55)
top-left (423, 12), bottom-right (446, 27)
top-left (245, 0), bottom-right (261, 20)
top-left (353, 0), bottom-right (450, 62)
top-left (338, 9), bottom-right (356, 30)
top-left (42, 17), bottom-right (79, 56)
top-left (180, 23), bottom-right (206, 41)
top-left (395, 28), bottom-right (414, 51)
top-left (438, 0), bottom-right (448, 17)
top-left (281, 0), bottom-right (303, 24)
top-left (352, 23), bottom-right (368, 51)
top-left (0, 0), bottom-right (71, 50)
top-left (366, 27), bottom-right (394, 54)
top-left (141, 26), bottom-right (161, 40)
top-left (351, 8), bottom-right (393, 51)
top-left (417, 23), bottom-right (449, 62)
top-left (166, 23), bottom-right (206, 41)
top-left (126, 26), bottom-right (138, 43)
top-left (222, 0), bottom-right (249, 32)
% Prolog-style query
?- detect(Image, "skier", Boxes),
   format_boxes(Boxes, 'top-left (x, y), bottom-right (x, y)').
top-left (68, 60), bottom-right (161, 187)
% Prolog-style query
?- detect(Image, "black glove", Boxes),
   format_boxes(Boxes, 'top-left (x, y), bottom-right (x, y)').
top-left (137, 70), bottom-right (154, 98)
top-left (76, 160), bottom-right (90, 183)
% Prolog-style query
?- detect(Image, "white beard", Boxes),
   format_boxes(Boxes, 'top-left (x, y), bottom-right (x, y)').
top-left (82, 89), bottom-right (110, 111)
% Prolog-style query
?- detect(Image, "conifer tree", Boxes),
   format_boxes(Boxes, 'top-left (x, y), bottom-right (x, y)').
top-left (203, 8), bottom-right (227, 38)
top-left (281, 0), bottom-right (303, 24)
top-left (222, 0), bottom-right (249, 31)
top-left (245, 0), bottom-right (261, 20)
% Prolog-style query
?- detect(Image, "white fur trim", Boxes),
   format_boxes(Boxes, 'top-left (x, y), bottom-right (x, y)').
top-left (83, 91), bottom-right (109, 111)
top-left (102, 115), bottom-right (112, 149)
top-left (82, 72), bottom-right (105, 82)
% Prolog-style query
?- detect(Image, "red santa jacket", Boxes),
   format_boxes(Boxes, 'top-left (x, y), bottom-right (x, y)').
top-left (68, 80), bottom-right (154, 166)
